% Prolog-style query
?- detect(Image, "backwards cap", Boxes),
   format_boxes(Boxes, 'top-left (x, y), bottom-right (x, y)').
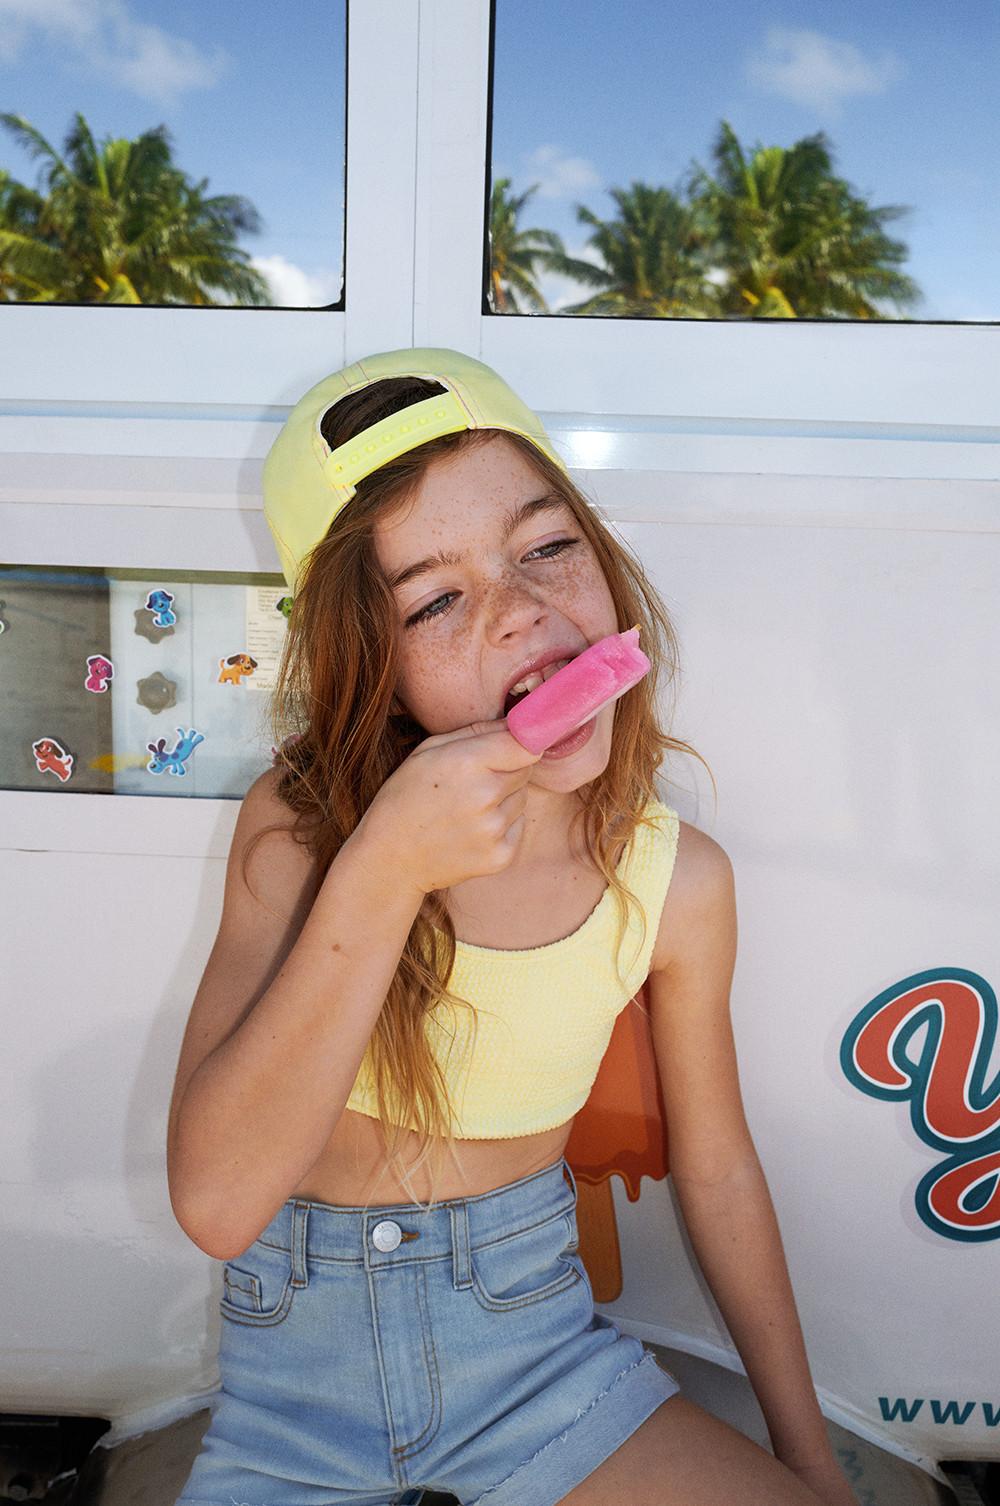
top-left (262, 346), bottom-right (569, 593)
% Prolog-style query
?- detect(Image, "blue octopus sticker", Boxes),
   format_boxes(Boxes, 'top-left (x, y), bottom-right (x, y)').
top-left (147, 727), bottom-right (205, 776)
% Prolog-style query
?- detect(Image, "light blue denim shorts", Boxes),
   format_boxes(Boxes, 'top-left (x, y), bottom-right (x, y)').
top-left (175, 1154), bottom-right (680, 1506)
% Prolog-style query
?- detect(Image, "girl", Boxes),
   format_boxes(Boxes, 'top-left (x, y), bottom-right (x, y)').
top-left (167, 349), bottom-right (855, 1506)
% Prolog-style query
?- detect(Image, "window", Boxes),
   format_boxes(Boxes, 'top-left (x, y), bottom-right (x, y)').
top-left (0, 565), bottom-right (287, 796)
top-left (487, 0), bottom-right (997, 322)
top-left (0, 0), bottom-right (346, 310)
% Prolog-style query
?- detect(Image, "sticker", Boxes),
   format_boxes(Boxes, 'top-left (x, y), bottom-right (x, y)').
top-left (32, 737), bottom-right (74, 782)
top-left (277, 594), bottom-right (294, 620)
top-left (217, 652), bottom-right (259, 686)
top-left (243, 586), bottom-right (289, 691)
top-left (146, 727), bottom-right (205, 777)
top-left (136, 672), bottom-right (178, 714)
top-left (85, 654), bottom-right (114, 693)
top-left (145, 588), bottom-right (176, 628)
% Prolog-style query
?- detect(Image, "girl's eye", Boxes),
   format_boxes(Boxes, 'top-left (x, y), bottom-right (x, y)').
top-left (404, 538), bottom-right (580, 627)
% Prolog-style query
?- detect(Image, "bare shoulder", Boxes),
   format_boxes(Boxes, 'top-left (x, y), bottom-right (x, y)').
top-left (225, 765), bottom-right (319, 920)
top-left (240, 763), bottom-right (299, 831)
top-left (650, 817), bottom-right (735, 973)
top-left (242, 761), bottom-right (298, 823)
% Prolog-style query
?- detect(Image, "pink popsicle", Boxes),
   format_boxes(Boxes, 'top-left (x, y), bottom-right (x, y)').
top-left (506, 625), bottom-right (651, 754)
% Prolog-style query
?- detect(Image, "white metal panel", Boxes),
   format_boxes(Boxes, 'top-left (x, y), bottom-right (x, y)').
top-left (0, 844), bottom-right (226, 1415)
top-left (412, 0), bottom-right (492, 354)
top-left (2, 437), bottom-right (997, 592)
top-left (0, 303), bottom-right (350, 410)
top-left (595, 515), bottom-right (1000, 1468)
top-left (0, 788), bottom-right (236, 858)
top-left (341, 0), bottom-right (419, 359)
top-left (478, 311), bottom-right (1000, 430)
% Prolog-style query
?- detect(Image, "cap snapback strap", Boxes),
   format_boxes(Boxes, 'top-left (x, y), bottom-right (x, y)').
top-left (320, 390), bottom-right (472, 502)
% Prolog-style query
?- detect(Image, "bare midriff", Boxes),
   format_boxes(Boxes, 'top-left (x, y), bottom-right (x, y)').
top-left (290, 1107), bottom-right (576, 1207)
top-left (288, 830), bottom-right (640, 1210)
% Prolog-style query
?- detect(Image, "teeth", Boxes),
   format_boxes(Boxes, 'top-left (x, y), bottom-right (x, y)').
top-left (508, 659), bottom-right (571, 699)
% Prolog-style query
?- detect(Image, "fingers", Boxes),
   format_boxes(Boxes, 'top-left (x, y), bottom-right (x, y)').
top-left (469, 720), bottom-right (545, 768)
top-left (421, 719), bottom-right (543, 769)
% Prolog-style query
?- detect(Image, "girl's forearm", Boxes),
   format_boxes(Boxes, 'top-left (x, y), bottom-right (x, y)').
top-left (170, 816), bottom-right (424, 1260)
top-left (671, 1155), bottom-right (833, 1467)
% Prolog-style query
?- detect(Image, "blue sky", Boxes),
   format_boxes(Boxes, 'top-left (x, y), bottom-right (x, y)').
top-left (0, 0), bottom-right (995, 319)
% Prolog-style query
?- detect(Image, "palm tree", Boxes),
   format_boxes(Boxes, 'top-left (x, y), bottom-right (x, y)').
top-left (685, 120), bottom-right (921, 319)
top-left (0, 163), bottom-right (55, 300)
top-left (0, 111), bottom-right (272, 305)
top-left (487, 177), bottom-right (564, 313)
top-left (535, 180), bottom-right (717, 317)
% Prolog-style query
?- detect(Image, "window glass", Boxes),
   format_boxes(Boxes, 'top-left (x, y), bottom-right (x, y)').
top-left (0, 0), bottom-right (345, 309)
top-left (488, 0), bottom-right (997, 321)
top-left (0, 565), bottom-right (292, 796)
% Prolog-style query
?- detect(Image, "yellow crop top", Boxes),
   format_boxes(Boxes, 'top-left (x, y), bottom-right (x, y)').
top-left (345, 798), bottom-right (680, 1139)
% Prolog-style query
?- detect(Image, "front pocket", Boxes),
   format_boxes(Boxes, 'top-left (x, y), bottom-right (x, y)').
top-left (220, 1242), bottom-right (296, 1327)
top-left (470, 1209), bottom-right (581, 1313)
top-left (222, 1261), bottom-right (263, 1312)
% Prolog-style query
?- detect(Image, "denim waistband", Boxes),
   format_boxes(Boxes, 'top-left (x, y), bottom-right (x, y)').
top-left (254, 1154), bottom-right (578, 1273)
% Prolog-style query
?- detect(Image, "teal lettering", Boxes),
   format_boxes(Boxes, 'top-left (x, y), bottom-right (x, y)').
top-left (930, 1399), bottom-right (977, 1425)
top-left (878, 1396), bottom-right (924, 1422)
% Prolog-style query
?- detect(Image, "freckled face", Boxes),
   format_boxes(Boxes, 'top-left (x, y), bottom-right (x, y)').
top-left (373, 435), bottom-right (619, 775)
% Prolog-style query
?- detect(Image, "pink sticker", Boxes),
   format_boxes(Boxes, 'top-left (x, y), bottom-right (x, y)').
top-left (85, 654), bottom-right (114, 693)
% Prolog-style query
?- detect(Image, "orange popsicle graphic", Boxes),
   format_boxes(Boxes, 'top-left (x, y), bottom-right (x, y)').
top-left (565, 980), bottom-right (669, 1302)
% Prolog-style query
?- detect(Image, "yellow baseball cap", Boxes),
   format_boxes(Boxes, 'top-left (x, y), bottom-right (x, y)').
top-left (262, 347), bottom-right (570, 593)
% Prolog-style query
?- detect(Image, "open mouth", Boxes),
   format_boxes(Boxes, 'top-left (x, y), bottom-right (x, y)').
top-left (501, 652), bottom-right (579, 718)
top-left (502, 685), bottom-right (531, 717)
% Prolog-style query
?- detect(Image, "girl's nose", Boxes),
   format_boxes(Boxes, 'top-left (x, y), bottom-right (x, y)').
top-left (488, 586), bottom-right (550, 637)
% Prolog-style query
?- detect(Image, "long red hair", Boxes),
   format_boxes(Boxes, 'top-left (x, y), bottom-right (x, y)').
top-left (246, 376), bottom-right (714, 1208)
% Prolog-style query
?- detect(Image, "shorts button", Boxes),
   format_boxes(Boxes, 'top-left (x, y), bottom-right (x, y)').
top-left (372, 1219), bottom-right (402, 1252)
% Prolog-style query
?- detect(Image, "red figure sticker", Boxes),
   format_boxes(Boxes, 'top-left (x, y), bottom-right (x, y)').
top-left (32, 737), bottom-right (74, 782)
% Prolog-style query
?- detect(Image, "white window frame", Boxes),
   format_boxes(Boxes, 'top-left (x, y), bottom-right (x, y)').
top-left (0, 0), bottom-right (992, 422)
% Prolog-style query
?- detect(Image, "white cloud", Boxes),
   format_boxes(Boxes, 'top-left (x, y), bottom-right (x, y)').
top-left (521, 144), bottom-right (601, 200)
top-left (534, 243), bottom-right (605, 313)
top-left (745, 26), bottom-right (905, 116)
top-left (0, 0), bottom-right (230, 105)
top-left (250, 254), bottom-right (342, 309)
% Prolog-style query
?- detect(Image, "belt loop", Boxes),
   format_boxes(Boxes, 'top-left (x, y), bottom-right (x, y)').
top-left (289, 1202), bottom-right (310, 1288)
top-left (450, 1201), bottom-right (471, 1290)
top-left (562, 1157), bottom-right (578, 1202)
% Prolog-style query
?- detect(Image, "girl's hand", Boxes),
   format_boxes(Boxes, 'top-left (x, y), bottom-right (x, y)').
top-left (361, 718), bottom-right (543, 897)
top-left (783, 1454), bottom-right (859, 1505)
